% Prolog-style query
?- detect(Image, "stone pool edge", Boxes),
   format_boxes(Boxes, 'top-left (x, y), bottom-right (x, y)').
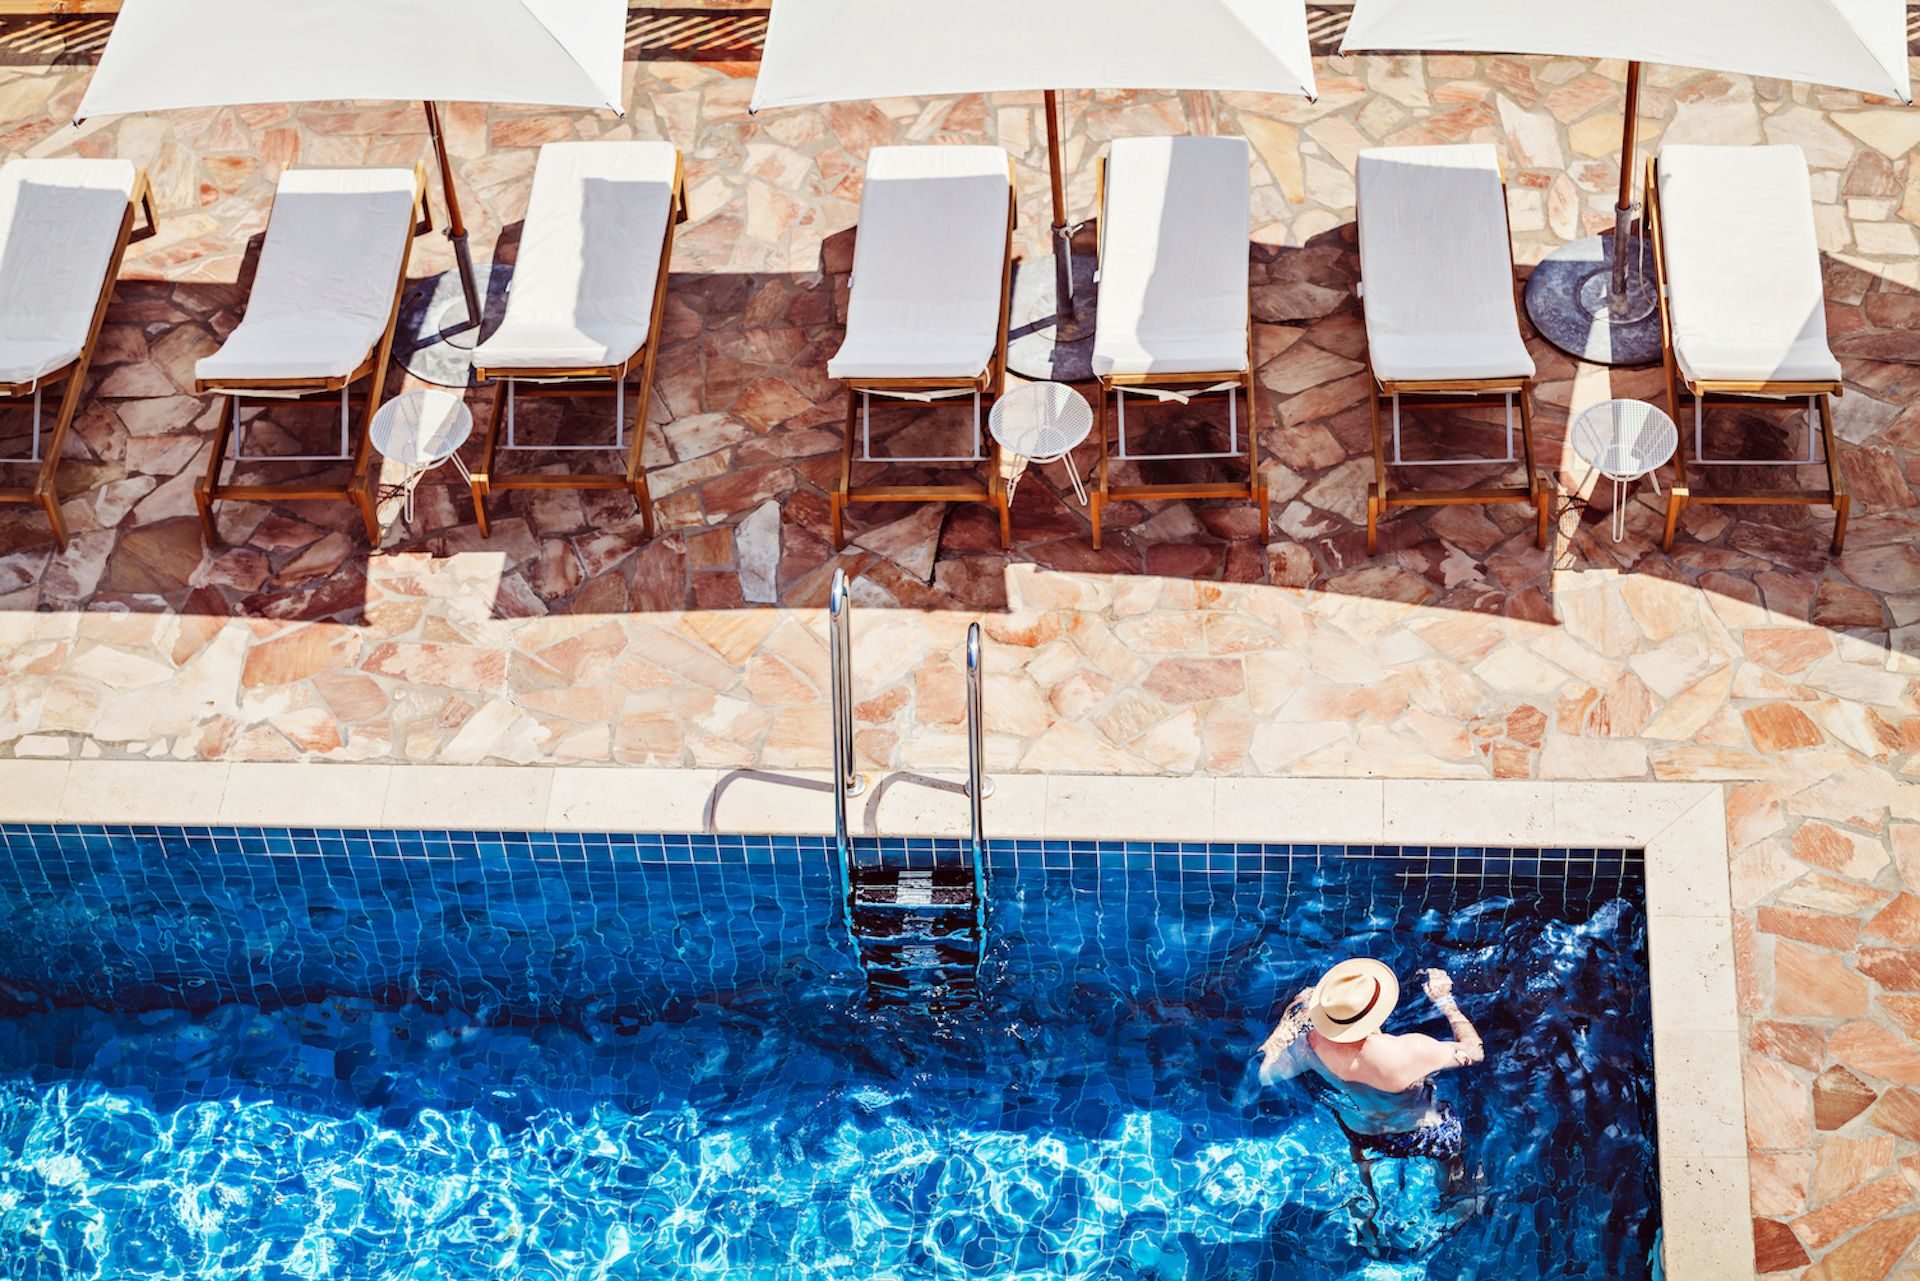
top-left (0, 760), bottom-right (1744, 1279)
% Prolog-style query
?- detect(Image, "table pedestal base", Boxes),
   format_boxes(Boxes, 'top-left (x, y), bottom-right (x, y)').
top-left (1524, 232), bottom-right (1661, 368)
top-left (1007, 249), bottom-right (1099, 383)
top-left (395, 261), bottom-right (514, 388)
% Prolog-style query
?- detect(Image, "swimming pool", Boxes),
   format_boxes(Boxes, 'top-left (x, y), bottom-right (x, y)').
top-left (0, 825), bottom-right (1658, 1279)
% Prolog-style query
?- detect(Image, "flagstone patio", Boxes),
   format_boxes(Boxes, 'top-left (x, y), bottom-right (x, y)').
top-left (0, 16), bottom-right (1917, 1278)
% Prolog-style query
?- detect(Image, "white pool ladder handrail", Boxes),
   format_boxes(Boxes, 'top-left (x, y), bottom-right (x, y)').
top-left (965, 621), bottom-right (991, 949)
top-left (829, 571), bottom-right (993, 984)
top-left (828, 569), bottom-right (866, 948)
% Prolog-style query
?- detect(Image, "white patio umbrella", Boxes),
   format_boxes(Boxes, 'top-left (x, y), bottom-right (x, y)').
top-left (750, 0), bottom-right (1317, 381)
top-left (1342, 0), bottom-right (1912, 366)
top-left (74, 0), bottom-right (627, 384)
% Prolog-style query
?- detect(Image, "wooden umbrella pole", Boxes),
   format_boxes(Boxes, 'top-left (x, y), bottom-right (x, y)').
top-left (1042, 89), bottom-right (1068, 231)
top-left (1043, 88), bottom-right (1076, 318)
top-left (423, 100), bottom-right (481, 325)
top-left (1616, 60), bottom-right (1642, 213)
top-left (1609, 61), bottom-right (1644, 306)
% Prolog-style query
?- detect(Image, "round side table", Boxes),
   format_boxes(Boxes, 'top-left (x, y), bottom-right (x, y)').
top-left (988, 381), bottom-right (1094, 510)
top-left (1570, 398), bottom-right (1678, 542)
top-left (369, 390), bottom-right (475, 525)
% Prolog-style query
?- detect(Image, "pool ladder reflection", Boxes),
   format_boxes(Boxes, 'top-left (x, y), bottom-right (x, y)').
top-left (829, 569), bottom-right (990, 1009)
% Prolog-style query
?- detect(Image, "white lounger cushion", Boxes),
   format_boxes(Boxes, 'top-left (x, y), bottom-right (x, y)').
top-left (828, 146), bottom-right (1010, 382)
top-left (196, 167), bottom-right (418, 386)
top-left (1092, 136), bottom-right (1251, 379)
top-left (1357, 144), bottom-right (1534, 384)
top-left (0, 159), bottom-right (137, 387)
top-left (472, 141), bottom-right (678, 372)
top-left (1656, 144), bottom-right (1841, 386)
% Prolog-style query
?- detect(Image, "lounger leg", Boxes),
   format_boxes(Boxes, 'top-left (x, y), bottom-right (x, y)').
top-left (625, 362), bottom-right (658, 542)
top-left (833, 389), bottom-right (855, 549)
top-left (1518, 386), bottom-right (1547, 550)
top-left (1366, 380), bottom-right (1387, 556)
top-left (350, 373), bottom-right (386, 547)
top-left (1662, 387), bottom-right (1692, 553)
top-left (1244, 370), bottom-right (1268, 537)
top-left (1662, 485), bottom-right (1686, 552)
top-left (351, 455), bottom-right (380, 545)
top-left (32, 365), bottom-right (92, 552)
top-left (1819, 395), bottom-right (1849, 554)
top-left (465, 386), bottom-right (496, 538)
top-left (1091, 381), bottom-right (1109, 550)
top-left (195, 395), bottom-right (236, 546)
top-left (629, 192), bottom-right (680, 543)
top-left (631, 472), bottom-right (657, 543)
top-left (38, 488), bottom-right (67, 552)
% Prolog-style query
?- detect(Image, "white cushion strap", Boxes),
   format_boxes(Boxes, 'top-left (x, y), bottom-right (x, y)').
top-left (1123, 380), bottom-right (1241, 406)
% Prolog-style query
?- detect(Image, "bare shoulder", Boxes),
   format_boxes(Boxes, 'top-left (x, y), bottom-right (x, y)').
top-left (1374, 1031), bottom-right (1456, 1086)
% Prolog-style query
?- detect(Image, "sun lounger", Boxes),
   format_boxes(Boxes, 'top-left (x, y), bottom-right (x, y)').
top-left (469, 141), bottom-right (686, 540)
top-left (1356, 144), bottom-right (1546, 554)
top-left (1648, 144), bottom-right (1848, 552)
top-left (0, 159), bottom-right (153, 549)
top-left (193, 164), bottom-right (428, 545)
top-left (829, 145), bottom-right (1015, 548)
top-left (1089, 136), bottom-right (1262, 547)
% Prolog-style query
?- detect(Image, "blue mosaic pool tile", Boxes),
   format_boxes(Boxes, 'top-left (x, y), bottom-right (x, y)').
top-left (0, 822), bottom-right (1643, 1017)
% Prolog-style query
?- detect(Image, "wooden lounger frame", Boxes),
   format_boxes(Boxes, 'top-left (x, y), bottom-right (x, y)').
top-left (469, 152), bottom-right (688, 541)
top-left (193, 162), bottom-right (429, 547)
top-left (0, 170), bottom-right (155, 549)
top-left (1088, 154), bottom-right (1266, 550)
top-left (832, 158), bottom-right (1016, 550)
top-left (1362, 167), bottom-right (1547, 556)
top-left (1645, 156), bottom-right (1848, 554)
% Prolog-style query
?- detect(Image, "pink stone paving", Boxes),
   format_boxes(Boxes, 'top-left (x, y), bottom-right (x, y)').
top-left (1, 14), bottom-right (1918, 1277)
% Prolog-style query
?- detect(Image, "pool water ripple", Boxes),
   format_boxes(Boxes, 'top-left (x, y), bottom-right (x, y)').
top-left (0, 835), bottom-right (1657, 1279)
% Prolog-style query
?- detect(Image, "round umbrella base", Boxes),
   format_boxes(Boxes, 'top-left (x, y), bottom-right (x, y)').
top-left (1006, 249), bottom-right (1099, 384)
top-left (1524, 233), bottom-right (1662, 368)
top-left (395, 261), bottom-right (514, 388)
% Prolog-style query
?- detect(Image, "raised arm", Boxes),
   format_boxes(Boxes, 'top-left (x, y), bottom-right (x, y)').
top-left (1420, 968), bottom-right (1483, 1070)
top-left (1256, 987), bottom-right (1318, 1084)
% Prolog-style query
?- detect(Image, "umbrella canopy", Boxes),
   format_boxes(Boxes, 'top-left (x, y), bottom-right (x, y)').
top-left (75, 0), bottom-right (628, 341)
top-left (76, 0), bottom-right (627, 119)
top-left (1343, 0), bottom-right (1912, 365)
top-left (751, 0), bottom-right (1315, 350)
top-left (1341, 0), bottom-right (1910, 103)
top-left (750, 0), bottom-right (1316, 110)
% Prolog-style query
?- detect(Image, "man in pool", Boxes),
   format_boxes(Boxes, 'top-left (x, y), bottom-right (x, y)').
top-left (1253, 958), bottom-right (1483, 1223)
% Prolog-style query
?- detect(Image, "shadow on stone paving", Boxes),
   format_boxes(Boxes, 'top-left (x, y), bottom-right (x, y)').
top-left (0, 217), bottom-right (1914, 669)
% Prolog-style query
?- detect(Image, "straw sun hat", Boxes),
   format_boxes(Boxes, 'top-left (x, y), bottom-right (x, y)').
top-left (1309, 958), bottom-right (1400, 1042)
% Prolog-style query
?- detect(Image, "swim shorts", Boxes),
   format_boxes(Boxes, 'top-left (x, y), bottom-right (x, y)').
top-left (1339, 1101), bottom-right (1463, 1161)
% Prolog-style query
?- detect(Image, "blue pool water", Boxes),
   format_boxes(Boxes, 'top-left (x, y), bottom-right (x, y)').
top-left (0, 828), bottom-right (1658, 1279)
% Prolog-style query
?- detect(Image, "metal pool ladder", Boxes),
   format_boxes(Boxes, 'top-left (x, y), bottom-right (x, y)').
top-left (828, 569), bottom-right (991, 1009)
